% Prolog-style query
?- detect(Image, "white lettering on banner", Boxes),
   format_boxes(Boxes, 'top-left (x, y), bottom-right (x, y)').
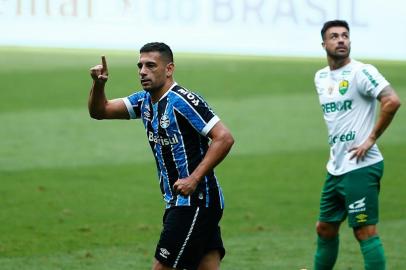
top-left (306, 0), bottom-right (325, 25)
top-left (148, 0), bottom-right (199, 23)
top-left (0, 0), bottom-right (405, 60)
top-left (273, 0), bottom-right (299, 24)
top-left (210, 0), bottom-right (367, 26)
top-left (11, 0), bottom-right (93, 17)
top-left (243, 0), bottom-right (264, 23)
top-left (212, 0), bottom-right (233, 22)
top-left (1, 0), bottom-right (368, 25)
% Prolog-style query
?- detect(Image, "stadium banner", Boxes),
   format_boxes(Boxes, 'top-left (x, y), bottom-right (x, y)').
top-left (1, 0), bottom-right (405, 59)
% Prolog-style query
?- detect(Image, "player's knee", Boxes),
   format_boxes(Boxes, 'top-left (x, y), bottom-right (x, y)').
top-left (316, 221), bottom-right (339, 239)
top-left (353, 225), bottom-right (377, 241)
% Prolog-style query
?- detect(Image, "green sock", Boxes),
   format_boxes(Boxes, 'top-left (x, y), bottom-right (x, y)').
top-left (314, 235), bottom-right (339, 270)
top-left (360, 235), bottom-right (386, 270)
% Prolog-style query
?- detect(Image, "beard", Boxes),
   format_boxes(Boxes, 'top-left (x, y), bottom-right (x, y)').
top-left (326, 46), bottom-right (351, 61)
top-left (142, 81), bottom-right (165, 94)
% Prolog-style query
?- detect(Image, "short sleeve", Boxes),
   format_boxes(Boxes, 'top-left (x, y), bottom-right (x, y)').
top-left (172, 88), bottom-right (220, 136)
top-left (122, 91), bottom-right (147, 119)
top-left (356, 64), bottom-right (389, 98)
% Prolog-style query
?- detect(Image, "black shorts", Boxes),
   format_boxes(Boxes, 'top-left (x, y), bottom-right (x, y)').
top-left (155, 206), bottom-right (225, 270)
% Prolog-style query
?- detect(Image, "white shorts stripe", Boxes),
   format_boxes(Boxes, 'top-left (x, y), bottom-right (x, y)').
top-left (173, 207), bottom-right (200, 268)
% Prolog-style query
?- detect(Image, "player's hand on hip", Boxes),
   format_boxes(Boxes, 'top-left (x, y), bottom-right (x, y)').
top-left (349, 137), bottom-right (376, 163)
top-left (173, 176), bottom-right (199, 196)
top-left (90, 56), bottom-right (109, 82)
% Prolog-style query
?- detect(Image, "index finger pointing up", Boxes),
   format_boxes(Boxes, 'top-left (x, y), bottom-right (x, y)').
top-left (101, 55), bottom-right (108, 73)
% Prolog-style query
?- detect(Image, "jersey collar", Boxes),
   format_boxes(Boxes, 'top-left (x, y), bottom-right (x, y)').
top-left (153, 82), bottom-right (178, 104)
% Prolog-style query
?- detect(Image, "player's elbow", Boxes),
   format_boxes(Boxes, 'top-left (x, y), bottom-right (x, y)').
top-left (388, 96), bottom-right (401, 113)
top-left (382, 95), bottom-right (401, 115)
top-left (210, 123), bottom-right (234, 151)
top-left (89, 110), bottom-right (106, 120)
top-left (222, 132), bottom-right (235, 151)
top-left (394, 98), bottom-right (401, 110)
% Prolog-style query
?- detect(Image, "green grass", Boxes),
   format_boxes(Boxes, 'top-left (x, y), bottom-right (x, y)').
top-left (0, 47), bottom-right (405, 269)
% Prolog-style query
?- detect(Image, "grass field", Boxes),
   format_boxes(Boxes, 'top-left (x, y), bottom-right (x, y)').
top-left (0, 47), bottom-right (405, 269)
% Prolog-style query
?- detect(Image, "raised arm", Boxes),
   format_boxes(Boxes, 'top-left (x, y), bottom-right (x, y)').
top-left (350, 85), bottom-right (401, 161)
top-left (173, 121), bottom-right (234, 196)
top-left (88, 56), bottom-right (130, 120)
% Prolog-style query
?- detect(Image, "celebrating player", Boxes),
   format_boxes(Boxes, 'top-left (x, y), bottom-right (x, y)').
top-left (88, 42), bottom-right (234, 270)
top-left (313, 20), bottom-right (401, 270)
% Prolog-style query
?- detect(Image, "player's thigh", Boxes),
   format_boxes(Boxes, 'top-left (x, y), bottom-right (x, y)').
top-left (344, 162), bottom-right (383, 228)
top-left (152, 259), bottom-right (175, 270)
top-left (155, 206), bottom-right (223, 270)
top-left (197, 250), bottom-right (221, 270)
top-left (318, 173), bottom-right (346, 224)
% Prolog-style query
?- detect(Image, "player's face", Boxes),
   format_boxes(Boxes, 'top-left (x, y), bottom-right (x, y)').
top-left (137, 52), bottom-right (173, 93)
top-left (322, 26), bottom-right (351, 60)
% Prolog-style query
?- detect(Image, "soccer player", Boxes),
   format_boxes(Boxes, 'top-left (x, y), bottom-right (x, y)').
top-left (88, 42), bottom-right (234, 270)
top-left (313, 20), bottom-right (401, 270)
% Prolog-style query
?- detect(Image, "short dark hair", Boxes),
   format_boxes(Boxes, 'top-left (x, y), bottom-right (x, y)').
top-left (321, 20), bottom-right (350, 40)
top-left (140, 42), bottom-right (174, 63)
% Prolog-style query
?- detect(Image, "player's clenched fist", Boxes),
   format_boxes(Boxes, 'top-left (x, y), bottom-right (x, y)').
top-left (90, 56), bottom-right (109, 82)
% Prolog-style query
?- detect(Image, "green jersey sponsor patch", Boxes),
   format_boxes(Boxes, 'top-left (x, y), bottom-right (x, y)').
top-left (362, 69), bottom-right (379, 87)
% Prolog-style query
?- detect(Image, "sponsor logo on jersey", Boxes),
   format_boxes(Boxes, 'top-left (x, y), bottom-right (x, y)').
top-left (177, 88), bottom-right (200, 106)
top-left (339, 80), bottom-right (349, 95)
top-left (362, 69), bottom-right (379, 87)
top-left (355, 213), bottom-right (368, 223)
top-left (159, 248), bottom-right (170, 258)
top-left (321, 100), bottom-right (352, 113)
top-left (341, 70), bottom-right (351, 76)
top-left (328, 131), bottom-right (356, 146)
top-left (159, 114), bottom-right (170, 129)
top-left (348, 197), bottom-right (366, 213)
top-left (143, 111), bottom-right (151, 120)
top-left (328, 85), bottom-right (334, 95)
top-left (143, 104), bottom-right (151, 121)
top-left (319, 71), bottom-right (328, 78)
top-left (148, 132), bottom-right (179, 145)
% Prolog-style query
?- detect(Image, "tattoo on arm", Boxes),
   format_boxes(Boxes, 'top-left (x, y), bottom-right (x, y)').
top-left (377, 86), bottom-right (394, 100)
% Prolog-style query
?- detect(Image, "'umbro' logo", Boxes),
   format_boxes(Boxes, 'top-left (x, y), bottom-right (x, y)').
top-left (159, 248), bottom-right (170, 258)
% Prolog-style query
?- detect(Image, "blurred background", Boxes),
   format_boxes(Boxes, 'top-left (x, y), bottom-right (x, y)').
top-left (1, 0), bottom-right (406, 59)
top-left (1, 1), bottom-right (405, 270)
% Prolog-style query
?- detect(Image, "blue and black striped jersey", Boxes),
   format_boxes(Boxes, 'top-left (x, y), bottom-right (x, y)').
top-left (122, 83), bottom-right (224, 209)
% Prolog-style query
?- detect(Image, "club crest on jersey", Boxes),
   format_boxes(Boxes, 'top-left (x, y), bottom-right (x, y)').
top-left (339, 80), bottom-right (349, 95)
top-left (159, 114), bottom-right (170, 129)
